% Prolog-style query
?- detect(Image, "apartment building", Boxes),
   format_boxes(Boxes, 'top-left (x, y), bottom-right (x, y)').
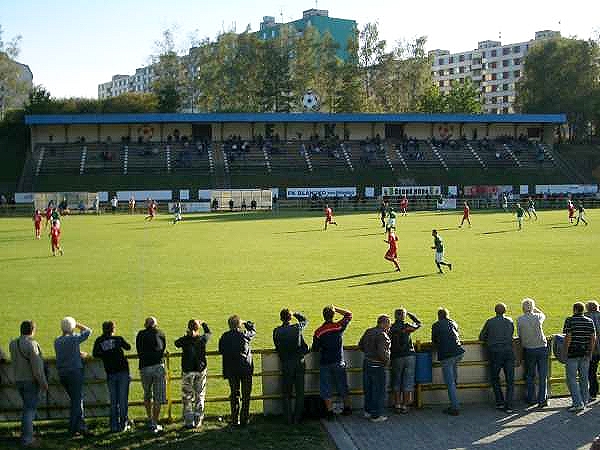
top-left (430, 30), bottom-right (560, 114)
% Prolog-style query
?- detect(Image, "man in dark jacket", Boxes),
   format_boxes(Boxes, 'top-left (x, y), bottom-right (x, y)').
top-left (479, 303), bottom-right (515, 412)
top-left (175, 319), bottom-right (211, 428)
top-left (135, 317), bottom-right (166, 433)
top-left (218, 315), bottom-right (256, 426)
top-left (432, 308), bottom-right (465, 416)
top-left (390, 308), bottom-right (421, 414)
top-left (312, 304), bottom-right (353, 418)
top-left (273, 309), bottom-right (308, 424)
top-left (93, 321), bottom-right (132, 432)
top-left (358, 315), bottom-right (391, 422)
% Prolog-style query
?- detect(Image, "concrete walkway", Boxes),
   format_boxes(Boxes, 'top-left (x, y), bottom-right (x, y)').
top-left (323, 398), bottom-right (600, 450)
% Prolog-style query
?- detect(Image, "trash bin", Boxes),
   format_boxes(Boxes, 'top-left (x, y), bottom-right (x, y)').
top-left (415, 352), bottom-right (433, 383)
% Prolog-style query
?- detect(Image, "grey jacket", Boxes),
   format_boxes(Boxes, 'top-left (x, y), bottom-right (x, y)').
top-left (9, 336), bottom-right (47, 385)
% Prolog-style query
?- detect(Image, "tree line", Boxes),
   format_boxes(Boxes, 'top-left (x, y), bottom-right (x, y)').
top-left (4, 22), bottom-right (600, 140)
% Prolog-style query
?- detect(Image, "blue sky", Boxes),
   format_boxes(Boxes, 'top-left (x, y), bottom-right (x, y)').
top-left (1, 0), bottom-right (597, 98)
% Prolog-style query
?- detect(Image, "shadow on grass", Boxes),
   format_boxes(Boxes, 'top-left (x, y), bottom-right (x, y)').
top-left (299, 271), bottom-right (394, 284)
top-left (550, 225), bottom-right (574, 229)
top-left (0, 255), bottom-right (50, 262)
top-left (349, 273), bottom-right (436, 287)
top-left (351, 232), bottom-right (384, 237)
top-left (480, 229), bottom-right (516, 235)
top-left (0, 416), bottom-right (331, 450)
top-left (274, 229), bottom-right (324, 234)
top-left (419, 227), bottom-right (459, 232)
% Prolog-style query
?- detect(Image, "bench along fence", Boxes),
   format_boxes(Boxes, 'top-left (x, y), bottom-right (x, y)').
top-left (0, 338), bottom-right (566, 421)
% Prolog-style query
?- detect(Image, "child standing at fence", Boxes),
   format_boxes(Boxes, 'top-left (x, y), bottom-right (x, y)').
top-left (175, 320), bottom-right (211, 429)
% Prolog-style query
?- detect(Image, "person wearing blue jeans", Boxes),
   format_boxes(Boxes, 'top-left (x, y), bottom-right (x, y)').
top-left (358, 315), bottom-right (391, 422)
top-left (563, 302), bottom-right (596, 412)
top-left (523, 346), bottom-right (548, 405)
top-left (566, 357), bottom-right (591, 409)
top-left (93, 321), bottom-right (132, 432)
top-left (54, 317), bottom-right (92, 436)
top-left (517, 298), bottom-right (548, 407)
top-left (10, 321), bottom-right (48, 447)
top-left (432, 308), bottom-right (465, 416)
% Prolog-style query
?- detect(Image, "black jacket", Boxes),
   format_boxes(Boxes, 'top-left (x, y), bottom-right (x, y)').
top-left (273, 313), bottom-right (308, 362)
top-left (93, 335), bottom-right (131, 374)
top-left (218, 321), bottom-right (256, 379)
top-left (174, 323), bottom-right (211, 373)
top-left (136, 327), bottom-right (166, 369)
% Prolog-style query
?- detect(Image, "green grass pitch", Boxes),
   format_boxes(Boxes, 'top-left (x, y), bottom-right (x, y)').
top-left (0, 208), bottom-right (598, 353)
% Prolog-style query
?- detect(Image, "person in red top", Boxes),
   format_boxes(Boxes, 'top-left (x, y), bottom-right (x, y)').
top-left (49, 220), bottom-right (63, 256)
top-left (568, 200), bottom-right (576, 224)
top-left (44, 206), bottom-right (53, 228)
top-left (400, 196), bottom-right (409, 216)
top-left (323, 204), bottom-right (338, 231)
top-left (459, 201), bottom-right (471, 228)
top-left (384, 230), bottom-right (401, 272)
top-left (33, 210), bottom-right (42, 239)
top-left (144, 199), bottom-right (157, 221)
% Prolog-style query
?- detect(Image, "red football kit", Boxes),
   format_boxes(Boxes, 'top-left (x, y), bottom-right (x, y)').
top-left (385, 232), bottom-right (398, 259)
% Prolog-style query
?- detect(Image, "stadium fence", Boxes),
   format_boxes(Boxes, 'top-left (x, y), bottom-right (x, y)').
top-left (0, 338), bottom-right (570, 422)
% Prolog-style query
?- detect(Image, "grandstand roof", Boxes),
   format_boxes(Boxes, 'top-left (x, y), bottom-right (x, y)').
top-left (25, 112), bottom-right (567, 125)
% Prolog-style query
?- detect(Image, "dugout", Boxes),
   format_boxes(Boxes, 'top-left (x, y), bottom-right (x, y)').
top-left (210, 189), bottom-right (272, 211)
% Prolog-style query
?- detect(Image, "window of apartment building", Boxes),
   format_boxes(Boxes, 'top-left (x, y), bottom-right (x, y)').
top-left (459, 66), bottom-right (465, 74)
top-left (491, 73), bottom-right (497, 80)
top-left (438, 70), bottom-right (444, 76)
top-left (448, 68), bottom-right (454, 75)
top-left (491, 96), bottom-right (497, 104)
top-left (514, 70), bottom-right (521, 77)
top-left (503, 95), bottom-right (509, 103)
top-left (502, 59), bottom-right (509, 67)
top-left (503, 47), bottom-right (510, 55)
top-left (514, 58), bottom-right (521, 65)
top-left (491, 85), bottom-right (498, 92)
top-left (481, 51), bottom-right (486, 58)
top-left (502, 83), bottom-right (509, 91)
top-left (490, 61), bottom-right (497, 69)
top-left (439, 80), bottom-right (444, 87)
top-left (491, 49), bottom-right (497, 57)
top-left (513, 45), bottom-right (521, 53)
top-left (459, 54), bottom-right (465, 62)
top-left (503, 71), bottom-right (509, 79)
top-left (459, 77), bottom-right (465, 84)
top-left (491, 108), bottom-right (498, 114)
top-left (438, 58), bottom-right (445, 65)
top-left (449, 56), bottom-right (454, 64)
top-left (503, 107), bottom-right (510, 113)
top-left (467, 53), bottom-right (472, 60)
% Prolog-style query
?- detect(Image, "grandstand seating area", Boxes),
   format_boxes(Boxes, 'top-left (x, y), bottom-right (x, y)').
top-left (19, 137), bottom-right (575, 192)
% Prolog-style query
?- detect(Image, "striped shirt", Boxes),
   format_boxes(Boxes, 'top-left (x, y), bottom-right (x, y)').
top-left (563, 314), bottom-right (595, 358)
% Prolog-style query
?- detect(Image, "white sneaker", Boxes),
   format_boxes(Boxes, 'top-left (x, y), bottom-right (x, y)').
top-left (363, 412), bottom-right (372, 419)
top-left (152, 424), bottom-right (164, 433)
top-left (369, 415), bottom-right (388, 423)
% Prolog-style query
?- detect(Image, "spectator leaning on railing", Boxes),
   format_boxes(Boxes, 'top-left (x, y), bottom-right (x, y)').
top-left (92, 321), bottom-right (132, 433)
top-left (219, 315), bottom-right (256, 427)
top-left (273, 309), bottom-right (309, 425)
top-left (585, 301), bottom-right (600, 400)
top-left (312, 304), bottom-right (353, 419)
top-left (479, 303), bottom-right (515, 413)
top-left (174, 319), bottom-right (211, 429)
top-left (432, 308), bottom-right (465, 416)
top-left (136, 317), bottom-right (167, 433)
top-left (358, 314), bottom-right (391, 423)
top-left (389, 308), bottom-right (421, 414)
top-left (9, 321), bottom-right (48, 448)
top-left (54, 317), bottom-right (92, 437)
top-left (516, 298), bottom-right (548, 408)
top-left (563, 302), bottom-right (596, 412)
